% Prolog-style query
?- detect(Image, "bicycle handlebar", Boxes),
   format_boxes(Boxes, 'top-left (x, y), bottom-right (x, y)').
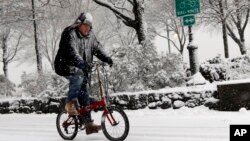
top-left (87, 61), bottom-right (107, 74)
top-left (90, 61), bottom-right (108, 67)
top-left (88, 61), bottom-right (109, 72)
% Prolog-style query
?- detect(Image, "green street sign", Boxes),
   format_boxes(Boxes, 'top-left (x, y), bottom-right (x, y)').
top-left (176, 0), bottom-right (200, 17)
top-left (183, 15), bottom-right (195, 26)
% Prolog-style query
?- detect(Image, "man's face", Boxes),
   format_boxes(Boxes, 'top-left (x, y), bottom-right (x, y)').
top-left (79, 23), bottom-right (91, 36)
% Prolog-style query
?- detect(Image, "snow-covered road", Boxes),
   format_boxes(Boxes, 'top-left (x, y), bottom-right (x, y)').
top-left (1, 106), bottom-right (250, 141)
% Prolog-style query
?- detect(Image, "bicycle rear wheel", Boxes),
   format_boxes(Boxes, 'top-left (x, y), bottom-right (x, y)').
top-left (56, 111), bottom-right (78, 140)
top-left (101, 107), bottom-right (129, 141)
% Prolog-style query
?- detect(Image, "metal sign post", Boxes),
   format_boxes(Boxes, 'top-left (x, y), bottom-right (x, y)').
top-left (175, 0), bottom-right (200, 75)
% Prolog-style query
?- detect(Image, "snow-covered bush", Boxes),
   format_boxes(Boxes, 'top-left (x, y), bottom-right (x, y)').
top-left (147, 70), bottom-right (170, 89)
top-left (108, 43), bottom-right (186, 92)
top-left (227, 55), bottom-right (250, 80)
top-left (200, 55), bottom-right (250, 82)
top-left (0, 75), bottom-right (15, 97)
top-left (107, 43), bottom-right (155, 92)
top-left (19, 71), bottom-right (68, 98)
top-left (147, 54), bottom-right (185, 89)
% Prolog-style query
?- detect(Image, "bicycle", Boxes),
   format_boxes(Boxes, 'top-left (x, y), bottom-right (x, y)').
top-left (56, 61), bottom-right (130, 141)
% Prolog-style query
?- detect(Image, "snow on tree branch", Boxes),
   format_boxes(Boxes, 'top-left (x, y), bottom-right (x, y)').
top-left (93, 0), bottom-right (135, 27)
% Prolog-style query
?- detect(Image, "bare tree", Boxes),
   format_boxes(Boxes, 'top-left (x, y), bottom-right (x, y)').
top-left (0, 27), bottom-right (24, 79)
top-left (38, 5), bottom-right (65, 70)
top-left (226, 0), bottom-right (249, 55)
top-left (0, 0), bottom-right (30, 79)
top-left (0, 0), bottom-right (45, 74)
top-left (39, 21), bottom-right (61, 70)
top-left (202, 0), bottom-right (250, 55)
top-left (201, 0), bottom-right (230, 58)
top-left (146, 0), bottom-right (187, 55)
top-left (0, 28), bottom-right (10, 79)
top-left (100, 12), bottom-right (137, 46)
top-left (31, 0), bottom-right (43, 74)
top-left (219, 0), bottom-right (229, 58)
top-left (0, 0), bottom-right (31, 25)
top-left (93, 0), bottom-right (147, 44)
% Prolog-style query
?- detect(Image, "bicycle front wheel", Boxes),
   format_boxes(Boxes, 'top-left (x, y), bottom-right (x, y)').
top-left (56, 111), bottom-right (78, 140)
top-left (101, 107), bottom-right (129, 141)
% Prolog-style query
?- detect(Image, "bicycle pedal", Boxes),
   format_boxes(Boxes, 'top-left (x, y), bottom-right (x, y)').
top-left (64, 128), bottom-right (69, 134)
top-left (79, 126), bottom-right (85, 130)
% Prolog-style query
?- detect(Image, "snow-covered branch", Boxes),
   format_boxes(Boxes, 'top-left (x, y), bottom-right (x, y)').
top-left (93, 0), bottom-right (135, 27)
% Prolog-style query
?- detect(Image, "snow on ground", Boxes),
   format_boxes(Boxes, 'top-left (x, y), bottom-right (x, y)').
top-left (1, 106), bottom-right (250, 141)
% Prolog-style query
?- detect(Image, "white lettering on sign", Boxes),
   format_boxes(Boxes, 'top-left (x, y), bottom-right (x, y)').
top-left (187, 9), bottom-right (199, 13)
top-left (234, 129), bottom-right (247, 136)
top-left (185, 19), bottom-right (194, 23)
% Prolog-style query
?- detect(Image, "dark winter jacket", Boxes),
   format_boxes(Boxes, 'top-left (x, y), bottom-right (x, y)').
top-left (54, 25), bottom-right (112, 76)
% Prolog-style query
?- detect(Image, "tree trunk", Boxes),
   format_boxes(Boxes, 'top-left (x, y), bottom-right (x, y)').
top-left (31, 0), bottom-right (43, 74)
top-left (239, 40), bottom-right (247, 55)
top-left (219, 0), bottom-right (229, 58)
top-left (3, 62), bottom-right (9, 79)
top-left (227, 30), bottom-right (247, 55)
top-left (166, 22), bottom-right (171, 54)
top-left (51, 61), bottom-right (55, 71)
top-left (133, 0), bottom-right (147, 44)
top-left (134, 24), bottom-right (146, 44)
top-left (234, 0), bottom-right (247, 55)
top-left (2, 36), bottom-right (9, 79)
top-left (222, 21), bottom-right (229, 58)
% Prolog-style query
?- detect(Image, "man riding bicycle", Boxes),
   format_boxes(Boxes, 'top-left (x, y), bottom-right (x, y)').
top-left (54, 12), bottom-right (113, 135)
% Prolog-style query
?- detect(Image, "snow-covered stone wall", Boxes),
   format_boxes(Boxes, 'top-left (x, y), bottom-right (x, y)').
top-left (0, 84), bottom-right (219, 114)
top-left (0, 97), bottom-right (65, 114)
top-left (109, 84), bottom-right (218, 110)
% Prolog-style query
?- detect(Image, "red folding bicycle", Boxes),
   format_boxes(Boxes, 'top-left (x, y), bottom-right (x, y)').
top-left (56, 61), bottom-right (129, 141)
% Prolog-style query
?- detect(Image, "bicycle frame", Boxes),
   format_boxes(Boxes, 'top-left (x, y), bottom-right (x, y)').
top-left (57, 62), bottom-right (129, 141)
top-left (75, 62), bottom-right (118, 126)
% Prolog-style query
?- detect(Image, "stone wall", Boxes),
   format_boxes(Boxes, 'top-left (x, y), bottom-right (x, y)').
top-left (109, 89), bottom-right (219, 110)
top-left (0, 97), bottom-right (66, 114)
top-left (0, 88), bottom-right (219, 114)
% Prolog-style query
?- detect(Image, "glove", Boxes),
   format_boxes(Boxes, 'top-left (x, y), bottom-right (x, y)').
top-left (78, 60), bottom-right (91, 72)
top-left (107, 58), bottom-right (113, 67)
top-left (84, 63), bottom-right (92, 72)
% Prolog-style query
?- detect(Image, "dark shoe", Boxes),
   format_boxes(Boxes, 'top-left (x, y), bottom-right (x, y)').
top-left (85, 121), bottom-right (102, 135)
top-left (77, 116), bottom-right (89, 130)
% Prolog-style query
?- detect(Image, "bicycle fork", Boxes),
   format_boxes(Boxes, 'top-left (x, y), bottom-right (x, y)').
top-left (104, 108), bottom-right (119, 126)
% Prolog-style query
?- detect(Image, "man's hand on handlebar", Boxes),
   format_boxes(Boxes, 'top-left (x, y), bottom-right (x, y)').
top-left (85, 60), bottom-right (113, 72)
top-left (107, 58), bottom-right (113, 67)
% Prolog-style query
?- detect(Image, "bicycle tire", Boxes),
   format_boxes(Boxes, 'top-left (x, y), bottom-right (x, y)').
top-left (101, 107), bottom-right (129, 141)
top-left (56, 111), bottom-right (78, 140)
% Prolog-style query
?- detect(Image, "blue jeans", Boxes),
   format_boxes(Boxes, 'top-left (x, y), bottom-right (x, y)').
top-left (64, 74), bottom-right (91, 120)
